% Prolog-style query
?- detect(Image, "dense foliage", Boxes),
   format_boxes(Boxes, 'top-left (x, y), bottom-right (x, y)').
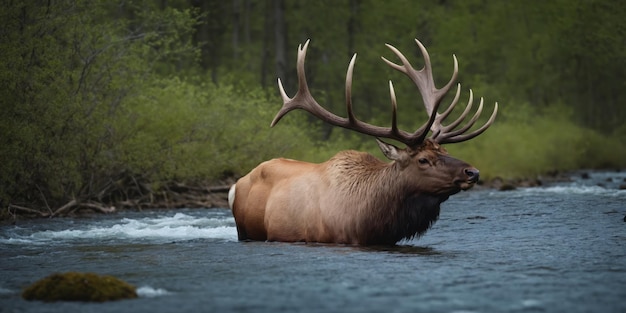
top-left (1, 0), bottom-right (625, 214)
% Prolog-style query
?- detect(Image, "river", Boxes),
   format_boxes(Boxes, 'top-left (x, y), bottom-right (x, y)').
top-left (1, 171), bottom-right (625, 313)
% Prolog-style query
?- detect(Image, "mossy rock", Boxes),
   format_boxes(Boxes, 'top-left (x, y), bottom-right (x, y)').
top-left (22, 272), bottom-right (138, 302)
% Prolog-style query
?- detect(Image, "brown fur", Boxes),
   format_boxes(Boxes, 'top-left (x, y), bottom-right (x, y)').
top-left (230, 139), bottom-right (478, 245)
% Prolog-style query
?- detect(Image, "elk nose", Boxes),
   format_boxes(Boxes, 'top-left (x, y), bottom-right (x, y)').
top-left (464, 168), bottom-right (480, 183)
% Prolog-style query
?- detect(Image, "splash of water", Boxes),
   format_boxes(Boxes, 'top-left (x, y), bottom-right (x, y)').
top-left (1, 212), bottom-right (238, 245)
top-left (136, 286), bottom-right (171, 298)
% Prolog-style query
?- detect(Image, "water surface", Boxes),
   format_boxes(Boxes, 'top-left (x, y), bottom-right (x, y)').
top-left (1, 171), bottom-right (625, 312)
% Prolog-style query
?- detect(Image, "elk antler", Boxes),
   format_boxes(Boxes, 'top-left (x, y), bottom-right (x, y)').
top-left (272, 39), bottom-right (498, 147)
top-left (382, 39), bottom-right (498, 144)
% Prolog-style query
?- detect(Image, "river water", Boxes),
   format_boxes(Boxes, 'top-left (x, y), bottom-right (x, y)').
top-left (1, 171), bottom-right (625, 313)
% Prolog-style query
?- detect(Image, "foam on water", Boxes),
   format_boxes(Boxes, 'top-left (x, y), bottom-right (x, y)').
top-left (0, 286), bottom-right (13, 296)
top-left (136, 286), bottom-right (171, 298)
top-left (521, 184), bottom-right (626, 197)
top-left (2, 212), bottom-right (238, 245)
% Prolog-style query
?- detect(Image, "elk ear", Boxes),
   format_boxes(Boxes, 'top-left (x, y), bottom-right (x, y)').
top-left (375, 138), bottom-right (403, 161)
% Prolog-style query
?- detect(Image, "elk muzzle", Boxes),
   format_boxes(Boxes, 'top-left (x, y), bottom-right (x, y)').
top-left (456, 167), bottom-right (480, 190)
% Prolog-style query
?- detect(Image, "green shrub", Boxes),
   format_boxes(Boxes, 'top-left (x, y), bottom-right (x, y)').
top-left (110, 77), bottom-right (319, 184)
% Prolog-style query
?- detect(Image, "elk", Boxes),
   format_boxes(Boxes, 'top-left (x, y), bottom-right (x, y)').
top-left (228, 39), bottom-right (498, 245)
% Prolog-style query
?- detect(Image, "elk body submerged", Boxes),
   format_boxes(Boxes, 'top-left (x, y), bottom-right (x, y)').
top-left (229, 39), bottom-right (498, 245)
top-left (231, 140), bottom-right (476, 245)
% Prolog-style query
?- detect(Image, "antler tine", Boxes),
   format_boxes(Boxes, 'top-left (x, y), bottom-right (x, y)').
top-left (432, 88), bottom-right (474, 136)
top-left (345, 54), bottom-right (358, 124)
top-left (429, 83), bottom-right (463, 137)
top-left (437, 102), bottom-right (499, 144)
top-left (273, 40), bottom-right (353, 128)
top-left (272, 39), bottom-right (413, 141)
top-left (381, 40), bottom-right (460, 146)
top-left (273, 40), bottom-right (312, 127)
top-left (435, 84), bottom-right (464, 127)
top-left (388, 81), bottom-right (400, 137)
top-left (381, 41), bottom-right (459, 116)
top-left (440, 96), bottom-right (485, 139)
top-left (413, 39), bottom-right (460, 116)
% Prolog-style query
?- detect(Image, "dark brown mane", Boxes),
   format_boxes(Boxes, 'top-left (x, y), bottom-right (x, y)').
top-left (360, 167), bottom-right (446, 245)
top-left (366, 194), bottom-right (444, 245)
top-left (328, 149), bottom-right (445, 245)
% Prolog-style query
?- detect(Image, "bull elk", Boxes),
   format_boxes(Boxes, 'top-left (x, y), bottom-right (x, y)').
top-left (228, 39), bottom-right (498, 245)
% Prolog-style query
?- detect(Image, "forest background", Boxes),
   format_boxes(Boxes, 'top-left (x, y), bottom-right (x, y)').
top-left (1, 0), bottom-right (625, 216)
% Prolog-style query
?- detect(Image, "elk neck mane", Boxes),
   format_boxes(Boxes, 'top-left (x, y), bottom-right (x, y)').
top-left (326, 149), bottom-right (446, 245)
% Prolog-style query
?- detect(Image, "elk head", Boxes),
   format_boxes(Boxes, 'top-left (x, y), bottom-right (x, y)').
top-left (271, 39), bottom-right (498, 198)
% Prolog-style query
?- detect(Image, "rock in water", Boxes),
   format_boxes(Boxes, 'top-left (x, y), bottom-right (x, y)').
top-left (22, 272), bottom-right (137, 302)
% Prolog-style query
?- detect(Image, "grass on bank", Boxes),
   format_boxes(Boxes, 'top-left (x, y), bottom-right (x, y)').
top-left (121, 82), bottom-right (626, 183)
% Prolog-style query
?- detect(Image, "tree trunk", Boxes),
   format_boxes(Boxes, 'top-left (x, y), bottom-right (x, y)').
top-left (347, 0), bottom-right (359, 58)
top-left (261, 0), bottom-right (272, 88)
top-left (273, 0), bottom-right (288, 90)
top-left (232, 0), bottom-right (240, 60)
top-left (192, 0), bottom-right (226, 84)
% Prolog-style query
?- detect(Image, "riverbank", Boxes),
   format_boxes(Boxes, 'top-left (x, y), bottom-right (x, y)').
top-left (1, 177), bottom-right (236, 222)
top-left (3, 169), bottom-right (625, 223)
top-left (479, 169), bottom-right (626, 191)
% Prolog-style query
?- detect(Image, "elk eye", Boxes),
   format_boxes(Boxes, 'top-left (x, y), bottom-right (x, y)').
top-left (418, 158), bottom-right (429, 165)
